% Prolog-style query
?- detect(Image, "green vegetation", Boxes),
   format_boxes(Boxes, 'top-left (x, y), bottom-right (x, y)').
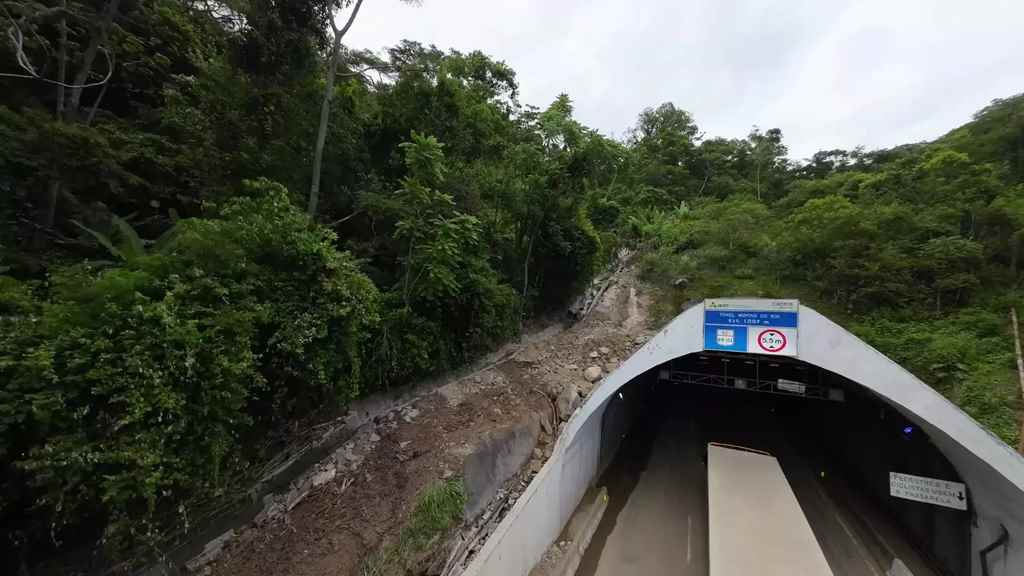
top-left (361, 478), bottom-right (466, 576)
top-left (628, 99), bottom-right (1024, 445)
top-left (0, 0), bottom-right (1022, 572)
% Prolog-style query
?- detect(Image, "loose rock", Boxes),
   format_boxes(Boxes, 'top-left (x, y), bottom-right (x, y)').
top-left (579, 379), bottom-right (595, 397)
top-left (555, 383), bottom-right (580, 421)
top-left (584, 365), bottom-right (603, 382)
top-left (598, 346), bottom-right (610, 356)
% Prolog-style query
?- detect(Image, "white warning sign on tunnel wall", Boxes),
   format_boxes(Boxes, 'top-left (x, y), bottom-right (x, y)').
top-left (889, 472), bottom-right (967, 510)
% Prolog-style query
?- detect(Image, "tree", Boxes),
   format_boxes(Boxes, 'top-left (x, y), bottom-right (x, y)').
top-left (919, 236), bottom-right (984, 311)
top-left (2, 0), bottom-right (124, 248)
top-left (748, 126), bottom-right (787, 200)
top-left (308, 0), bottom-right (364, 217)
top-left (984, 187), bottom-right (1024, 276)
top-left (308, 0), bottom-right (422, 217)
top-left (631, 103), bottom-right (700, 200)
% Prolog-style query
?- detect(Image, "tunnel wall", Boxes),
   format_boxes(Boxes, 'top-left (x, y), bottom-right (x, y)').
top-left (462, 302), bottom-right (1024, 576)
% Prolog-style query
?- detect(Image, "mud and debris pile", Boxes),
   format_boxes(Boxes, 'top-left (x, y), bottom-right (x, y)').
top-left (200, 267), bottom-right (652, 576)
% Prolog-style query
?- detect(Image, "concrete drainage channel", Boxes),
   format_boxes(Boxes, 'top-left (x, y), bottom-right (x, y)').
top-left (528, 488), bottom-right (608, 576)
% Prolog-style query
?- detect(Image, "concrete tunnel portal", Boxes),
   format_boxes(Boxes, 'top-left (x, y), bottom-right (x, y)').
top-left (462, 300), bottom-right (1024, 576)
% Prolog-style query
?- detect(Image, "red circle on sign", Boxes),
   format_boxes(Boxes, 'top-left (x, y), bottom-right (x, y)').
top-left (757, 329), bottom-right (787, 352)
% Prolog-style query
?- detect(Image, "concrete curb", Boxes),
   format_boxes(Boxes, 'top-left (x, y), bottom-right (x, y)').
top-left (529, 487), bottom-right (608, 576)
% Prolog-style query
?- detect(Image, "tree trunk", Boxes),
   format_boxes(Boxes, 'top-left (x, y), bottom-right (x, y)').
top-left (56, 0), bottom-right (67, 119)
top-left (520, 231), bottom-right (535, 325)
top-left (755, 162), bottom-right (761, 200)
top-left (1011, 230), bottom-right (1022, 279)
top-left (308, 0), bottom-right (365, 218)
top-left (67, 0), bottom-right (121, 118)
top-left (1010, 307), bottom-right (1024, 454)
top-left (31, 181), bottom-right (61, 250)
top-left (34, 3), bottom-right (69, 250)
top-left (34, 0), bottom-right (118, 250)
top-left (86, 80), bottom-right (110, 125)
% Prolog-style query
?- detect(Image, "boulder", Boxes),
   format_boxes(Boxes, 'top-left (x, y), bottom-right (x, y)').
top-left (556, 382), bottom-right (580, 421)
top-left (584, 365), bottom-right (603, 382)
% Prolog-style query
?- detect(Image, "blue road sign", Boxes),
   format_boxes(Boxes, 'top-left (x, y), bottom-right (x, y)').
top-left (703, 299), bottom-right (799, 356)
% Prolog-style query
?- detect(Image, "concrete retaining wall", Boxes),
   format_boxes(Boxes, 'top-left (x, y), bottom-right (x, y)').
top-left (462, 302), bottom-right (1024, 576)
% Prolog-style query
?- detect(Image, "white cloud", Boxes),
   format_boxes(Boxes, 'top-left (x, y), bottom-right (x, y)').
top-left (346, 0), bottom-right (1024, 159)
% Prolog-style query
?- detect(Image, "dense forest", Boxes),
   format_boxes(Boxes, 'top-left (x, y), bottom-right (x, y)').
top-left (1, 0), bottom-right (1023, 572)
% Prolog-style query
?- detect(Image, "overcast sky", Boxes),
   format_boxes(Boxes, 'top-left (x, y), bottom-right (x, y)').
top-left (346, 0), bottom-right (1023, 160)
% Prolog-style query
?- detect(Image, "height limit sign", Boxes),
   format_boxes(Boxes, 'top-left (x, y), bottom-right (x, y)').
top-left (757, 329), bottom-right (787, 353)
top-left (703, 299), bottom-right (798, 356)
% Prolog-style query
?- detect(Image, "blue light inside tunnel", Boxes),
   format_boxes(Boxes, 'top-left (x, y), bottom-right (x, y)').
top-left (903, 425), bottom-right (914, 436)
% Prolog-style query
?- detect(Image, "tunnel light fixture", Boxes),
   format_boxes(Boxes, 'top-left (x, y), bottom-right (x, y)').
top-left (617, 392), bottom-right (624, 400)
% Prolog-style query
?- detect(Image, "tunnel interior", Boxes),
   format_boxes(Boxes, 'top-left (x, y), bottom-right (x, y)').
top-left (584, 350), bottom-right (972, 576)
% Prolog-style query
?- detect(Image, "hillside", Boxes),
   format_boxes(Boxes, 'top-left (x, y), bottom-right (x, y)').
top-left (1, 1), bottom-right (1022, 573)
top-left (939, 93), bottom-right (1024, 183)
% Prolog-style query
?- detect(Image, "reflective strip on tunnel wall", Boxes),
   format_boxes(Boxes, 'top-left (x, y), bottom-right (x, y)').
top-left (461, 302), bottom-right (1024, 576)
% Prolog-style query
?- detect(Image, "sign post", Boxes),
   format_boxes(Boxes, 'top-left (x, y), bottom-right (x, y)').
top-left (703, 299), bottom-right (799, 357)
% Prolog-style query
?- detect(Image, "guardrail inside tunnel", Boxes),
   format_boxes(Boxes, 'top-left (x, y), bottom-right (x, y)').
top-left (460, 299), bottom-right (1024, 576)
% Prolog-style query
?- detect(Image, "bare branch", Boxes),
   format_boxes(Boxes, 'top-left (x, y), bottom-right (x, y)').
top-left (334, 0), bottom-right (364, 40)
top-left (85, 72), bottom-right (110, 124)
top-left (337, 64), bottom-right (426, 80)
top-left (1, 4), bottom-right (116, 91)
top-left (0, 47), bottom-right (113, 89)
top-left (328, 210), bottom-right (363, 226)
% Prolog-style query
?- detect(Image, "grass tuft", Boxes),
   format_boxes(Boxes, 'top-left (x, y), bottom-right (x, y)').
top-left (361, 478), bottom-right (466, 576)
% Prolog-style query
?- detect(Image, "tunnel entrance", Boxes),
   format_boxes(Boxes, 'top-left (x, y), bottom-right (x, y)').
top-left (582, 351), bottom-right (972, 576)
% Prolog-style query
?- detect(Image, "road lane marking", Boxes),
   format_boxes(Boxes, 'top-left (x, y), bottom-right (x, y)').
top-left (687, 514), bottom-right (692, 564)
top-left (816, 481), bottom-right (884, 576)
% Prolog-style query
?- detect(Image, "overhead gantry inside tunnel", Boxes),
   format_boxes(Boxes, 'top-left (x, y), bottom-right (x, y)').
top-left (462, 299), bottom-right (1024, 576)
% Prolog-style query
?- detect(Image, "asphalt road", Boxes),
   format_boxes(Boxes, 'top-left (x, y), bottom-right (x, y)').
top-left (584, 417), bottom-right (708, 576)
top-left (576, 409), bottom-right (939, 576)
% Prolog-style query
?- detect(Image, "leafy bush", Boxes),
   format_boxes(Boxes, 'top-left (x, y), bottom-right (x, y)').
top-left (0, 180), bottom-right (380, 559)
top-left (852, 309), bottom-right (1019, 444)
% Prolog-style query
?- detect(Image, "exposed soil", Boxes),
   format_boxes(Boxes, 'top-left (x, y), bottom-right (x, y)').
top-left (207, 268), bottom-right (653, 576)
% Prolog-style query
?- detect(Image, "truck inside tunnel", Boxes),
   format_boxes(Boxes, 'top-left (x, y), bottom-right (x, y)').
top-left (580, 351), bottom-right (972, 576)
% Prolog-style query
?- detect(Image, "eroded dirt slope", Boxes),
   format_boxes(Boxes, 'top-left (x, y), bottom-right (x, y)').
top-left (208, 268), bottom-right (652, 576)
